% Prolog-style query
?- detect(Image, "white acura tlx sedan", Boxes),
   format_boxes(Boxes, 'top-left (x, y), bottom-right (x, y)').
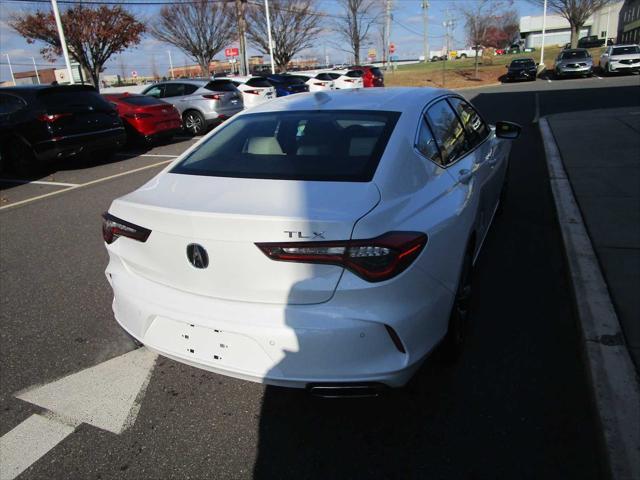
top-left (103, 88), bottom-right (520, 396)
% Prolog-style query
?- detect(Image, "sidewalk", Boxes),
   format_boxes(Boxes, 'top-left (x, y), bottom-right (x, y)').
top-left (547, 107), bottom-right (640, 369)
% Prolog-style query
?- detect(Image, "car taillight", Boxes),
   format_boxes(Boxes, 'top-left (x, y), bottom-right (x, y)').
top-left (37, 113), bottom-right (72, 122)
top-left (344, 79), bottom-right (355, 83)
top-left (244, 89), bottom-right (261, 95)
top-left (102, 213), bottom-right (151, 245)
top-left (124, 112), bottom-right (153, 119)
top-left (313, 82), bottom-right (326, 86)
top-left (256, 231), bottom-right (427, 282)
top-left (203, 94), bottom-right (222, 100)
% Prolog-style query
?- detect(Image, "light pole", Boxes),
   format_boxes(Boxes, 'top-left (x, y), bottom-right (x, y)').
top-left (539, 0), bottom-right (548, 68)
top-left (422, 0), bottom-right (429, 62)
top-left (264, 0), bottom-right (276, 74)
top-left (31, 57), bottom-right (40, 84)
top-left (51, 0), bottom-right (74, 84)
top-left (5, 54), bottom-right (15, 85)
top-left (167, 50), bottom-right (174, 79)
top-left (604, 5), bottom-right (611, 46)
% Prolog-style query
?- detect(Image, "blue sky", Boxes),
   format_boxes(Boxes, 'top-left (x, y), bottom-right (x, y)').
top-left (0, 0), bottom-right (540, 82)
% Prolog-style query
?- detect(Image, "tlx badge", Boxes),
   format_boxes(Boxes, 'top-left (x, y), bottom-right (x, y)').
top-left (284, 231), bottom-right (326, 240)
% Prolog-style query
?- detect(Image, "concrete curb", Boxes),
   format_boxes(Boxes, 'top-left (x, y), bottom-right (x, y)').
top-left (539, 117), bottom-right (640, 480)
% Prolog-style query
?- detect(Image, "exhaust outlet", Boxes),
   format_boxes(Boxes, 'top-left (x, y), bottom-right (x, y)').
top-left (307, 383), bottom-right (388, 399)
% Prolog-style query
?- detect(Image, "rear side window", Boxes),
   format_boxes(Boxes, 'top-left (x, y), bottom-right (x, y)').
top-left (415, 117), bottom-right (443, 166)
top-left (163, 84), bottom-right (186, 97)
top-left (205, 80), bottom-right (237, 92)
top-left (448, 97), bottom-right (490, 148)
top-left (246, 77), bottom-right (272, 88)
top-left (183, 84), bottom-right (199, 95)
top-left (0, 93), bottom-right (27, 116)
top-left (38, 89), bottom-right (113, 113)
top-left (171, 110), bottom-right (401, 182)
top-left (282, 76), bottom-right (306, 85)
top-left (345, 70), bottom-right (363, 78)
top-left (426, 99), bottom-right (470, 166)
top-left (120, 95), bottom-right (164, 106)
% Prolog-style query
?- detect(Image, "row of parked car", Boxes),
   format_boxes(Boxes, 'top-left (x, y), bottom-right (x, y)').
top-left (0, 66), bottom-right (384, 174)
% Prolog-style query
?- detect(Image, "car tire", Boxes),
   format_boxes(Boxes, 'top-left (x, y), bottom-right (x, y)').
top-left (460, 54), bottom-right (467, 59)
top-left (183, 110), bottom-right (206, 136)
top-left (441, 247), bottom-right (473, 363)
top-left (7, 139), bottom-right (41, 177)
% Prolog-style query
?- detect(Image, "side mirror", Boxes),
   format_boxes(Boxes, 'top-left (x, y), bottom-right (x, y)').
top-left (495, 121), bottom-right (521, 140)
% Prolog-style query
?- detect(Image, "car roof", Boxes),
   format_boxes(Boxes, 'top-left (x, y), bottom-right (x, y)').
top-left (611, 44), bottom-right (639, 48)
top-left (0, 84), bottom-right (96, 94)
top-left (562, 48), bottom-right (589, 53)
top-left (243, 87), bottom-right (451, 115)
top-left (154, 79), bottom-right (208, 86)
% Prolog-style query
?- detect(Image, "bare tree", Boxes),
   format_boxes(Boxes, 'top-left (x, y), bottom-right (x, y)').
top-left (333, 0), bottom-right (380, 65)
top-left (246, 0), bottom-right (322, 72)
top-left (150, 0), bottom-right (234, 77)
top-left (459, 0), bottom-right (501, 78)
top-left (528, 0), bottom-right (612, 48)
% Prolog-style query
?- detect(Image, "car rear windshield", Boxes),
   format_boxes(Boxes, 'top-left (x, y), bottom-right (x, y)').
top-left (246, 77), bottom-right (273, 88)
top-left (280, 76), bottom-right (306, 85)
top-left (205, 80), bottom-right (237, 92)
top-left (171, 110), bottom-right (401, 182)
top-left (345, 70), bottom-right (364, 78)
top-left (120, 95), bottom-right (164, 106)
top-left (370, 67), bottom-right (383, 77)
top-left (38, 88), bottom-right (113, 113)
top-left (561, 51), bottom-right (588, 59)
top-left (612, 46), bottom-right (640, 55)
top-left (316, 73), bottom-right (334, 81)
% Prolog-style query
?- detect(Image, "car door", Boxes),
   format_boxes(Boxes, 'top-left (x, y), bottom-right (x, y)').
top-left (447, 97), bottom-right (501, 222)
top-left (425, 98), bottom-right (493, 246)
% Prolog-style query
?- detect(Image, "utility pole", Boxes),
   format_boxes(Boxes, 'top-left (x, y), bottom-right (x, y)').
top-left (5, 54), bottom-right (15, 85)
top-left (540, 0), bottom-right (548, 68)
top-left (385, 0), bottom-right (392, 70)
top-left (167, 50), bottom-right (174, 79)
top-left (421, 0), bottom-right (429, 62)
top-left (442, 13), bottom-right (453, 87)
top-left (31, 57), bottom-right (40, 84)
top-left (51, 0), bottom-right (74, 84)
top-left (604, 4), bottom-right (611, 45)
top-left (264, 0), bottom-right (276, 73)
top-left (235, 0), bottom-right (248, 75)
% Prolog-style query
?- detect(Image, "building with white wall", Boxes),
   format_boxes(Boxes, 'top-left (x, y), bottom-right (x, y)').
top-left (520, 2), bottom-right (624, 47)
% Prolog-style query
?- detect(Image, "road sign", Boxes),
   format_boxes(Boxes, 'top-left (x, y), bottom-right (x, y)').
top-left (131, 70), bottom-right (138, 78)
top-left (389, 43), bottom-right (396, 54)
top-left (225, 48), bottom-right (239, 57)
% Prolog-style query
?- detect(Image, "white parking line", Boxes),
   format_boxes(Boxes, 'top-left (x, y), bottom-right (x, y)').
top-left (0, 414), bottom-right (76, 480)
top-left (0, 348), bottom-right (157, 480)
top-left (595, 75), bottom-right (603, 80)
top-left (0, 159), bottom-right (173, 211)
top-left (115, 153), bottom-right (178, 158)
top-left (0, 179), bottom-right (80, 187)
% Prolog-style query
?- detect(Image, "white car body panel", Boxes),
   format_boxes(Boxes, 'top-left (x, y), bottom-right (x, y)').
top-left (225, 76), bottom-right (276, 109)
top-left (105, 88), bottom-right (514, 389)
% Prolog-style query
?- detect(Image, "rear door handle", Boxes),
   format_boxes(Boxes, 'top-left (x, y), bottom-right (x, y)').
top-left (458, 168), bottom-right (475, 184)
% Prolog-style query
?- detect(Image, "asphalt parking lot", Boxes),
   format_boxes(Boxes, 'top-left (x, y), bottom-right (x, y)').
top-left (1, 74), bottom-right (639, 479)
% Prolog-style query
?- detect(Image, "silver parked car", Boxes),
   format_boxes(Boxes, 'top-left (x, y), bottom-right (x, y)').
top-left (141, 79), bottom-right (244, 135)
top-left (554, 49), bottom-right (593, 78)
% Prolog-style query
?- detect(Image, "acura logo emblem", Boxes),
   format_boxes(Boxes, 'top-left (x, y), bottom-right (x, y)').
top-left (187, 244), bottom-right (209, 269)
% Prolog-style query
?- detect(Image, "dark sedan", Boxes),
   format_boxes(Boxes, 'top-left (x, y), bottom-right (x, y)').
top-left (265, 74), bottom-right (309, 97)
top-left (0, 85), bottom-right (125, 175)
top-left (505, 58), bottom-right (538, 82)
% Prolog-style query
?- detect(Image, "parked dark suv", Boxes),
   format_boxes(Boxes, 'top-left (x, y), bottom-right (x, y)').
top-left (0, 85), bottom-right (126, 174)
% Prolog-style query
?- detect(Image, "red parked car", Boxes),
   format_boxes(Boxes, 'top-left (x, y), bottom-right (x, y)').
top-left (347, 65), bottom-right (385, 87)
top-left (102, 93), bottom-right (182, 143)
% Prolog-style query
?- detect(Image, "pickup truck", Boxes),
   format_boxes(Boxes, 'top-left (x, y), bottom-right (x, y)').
top-left (455, 47), bottom-right (483, 59)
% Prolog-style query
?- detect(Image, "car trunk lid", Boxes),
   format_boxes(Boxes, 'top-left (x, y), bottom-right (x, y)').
top-left (108, 173), bottom-right (380, 305)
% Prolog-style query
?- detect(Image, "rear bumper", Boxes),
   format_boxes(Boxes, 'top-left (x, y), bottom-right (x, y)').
top-left (105, 252), bottom-right (453, 389)
top-left (34, 127), bottom-right (126, 162)
top-left (203, 107), bottom-right (243, 124)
